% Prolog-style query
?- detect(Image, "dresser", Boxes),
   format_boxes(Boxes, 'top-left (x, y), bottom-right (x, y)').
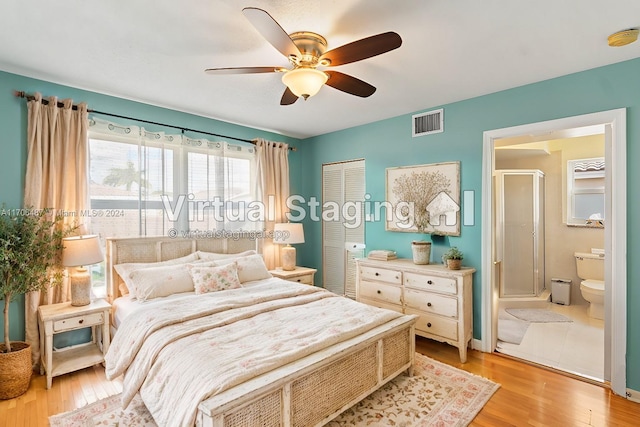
top-left (356, 258), bottom-right (475, 362)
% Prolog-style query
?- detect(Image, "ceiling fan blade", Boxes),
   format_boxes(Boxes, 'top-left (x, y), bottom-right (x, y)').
top-left (242, 7), bottom-right (301, 59)
top-left (320, 32), bottom-right (402, 66)
top-left (325, 71), bottom-right (376, 97)
top-left (280, 87), bottom-right (299, 105)
top-left (205, 66), bottom-right (283, 75)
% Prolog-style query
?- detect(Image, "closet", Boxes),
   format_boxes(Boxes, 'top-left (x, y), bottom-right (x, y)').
top-left (322, 159), bottom-right (365, 297)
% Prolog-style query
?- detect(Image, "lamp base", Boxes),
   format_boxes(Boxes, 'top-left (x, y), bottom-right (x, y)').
top-left (70, 267), bottom-right (91, 306)
top-left (281, 246), bottom-right (296, 271)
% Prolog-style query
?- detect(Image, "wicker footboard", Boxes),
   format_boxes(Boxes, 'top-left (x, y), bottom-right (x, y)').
top-left (197, 315), bottom-right (417, 427)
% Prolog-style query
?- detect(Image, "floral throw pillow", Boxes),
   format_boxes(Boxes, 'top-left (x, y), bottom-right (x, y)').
top-left (187, 262), bottom-right (242, 294)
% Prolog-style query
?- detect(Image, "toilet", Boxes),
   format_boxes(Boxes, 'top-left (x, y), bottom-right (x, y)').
top-left (574, 252), bottom-right (605, 319)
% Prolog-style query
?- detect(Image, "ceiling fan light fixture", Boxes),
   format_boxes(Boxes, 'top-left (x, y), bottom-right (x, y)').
top-left (282, 68), bottom-right (328, 100)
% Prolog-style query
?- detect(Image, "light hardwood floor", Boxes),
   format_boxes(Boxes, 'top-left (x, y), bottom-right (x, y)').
top-left (1, 337), bottom-right (638, 426)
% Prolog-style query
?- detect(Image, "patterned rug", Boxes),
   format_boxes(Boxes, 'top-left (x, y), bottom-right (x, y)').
top-left (49, 353), bottom-right (499, 427)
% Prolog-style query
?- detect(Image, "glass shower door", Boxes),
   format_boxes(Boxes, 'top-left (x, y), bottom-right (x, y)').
top-left (496, 170), bottom-right (544, 297)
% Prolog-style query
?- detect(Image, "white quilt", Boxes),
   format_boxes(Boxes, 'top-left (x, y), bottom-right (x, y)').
top-left (105, 280), bottom-right (401, 427)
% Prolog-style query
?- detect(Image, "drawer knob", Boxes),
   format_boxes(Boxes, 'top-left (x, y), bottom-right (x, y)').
top-left (79, 319), bottom-right (84, 324)
top-left (427, 302), bottom-right (432, 307)
top-left (297, 279), bottom-right (301, 282)
top-left (427, 280), bottom-right (433, 285)
top-left (375, 272), bottom-right (380, 276)
top-left (427, 322), bottom-right (432, 328)
top-left (377, 290), bottom-right (381, 294)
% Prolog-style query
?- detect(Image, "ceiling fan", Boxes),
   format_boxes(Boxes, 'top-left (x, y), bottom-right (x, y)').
top-left (205, 7), bottom-right (402, 105)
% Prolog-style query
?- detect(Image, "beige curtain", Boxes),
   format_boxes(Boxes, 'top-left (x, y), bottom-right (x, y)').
top-left (23, 93), bottom-right (89, 367)
top-left (255, 138), bottom-right (290, 270)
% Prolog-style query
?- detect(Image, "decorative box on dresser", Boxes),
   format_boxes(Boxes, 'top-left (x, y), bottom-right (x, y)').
top-left (356, 258), bottom-right (475, 362)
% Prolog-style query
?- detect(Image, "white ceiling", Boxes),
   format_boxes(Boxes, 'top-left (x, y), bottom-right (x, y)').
top-left (1, 0), bottom-right (639, 139)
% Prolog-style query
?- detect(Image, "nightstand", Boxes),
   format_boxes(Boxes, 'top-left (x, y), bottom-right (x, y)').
top-left (269, 266), bottom-right (317, 285)
top-left (37, 299), bottom-right (111, 389)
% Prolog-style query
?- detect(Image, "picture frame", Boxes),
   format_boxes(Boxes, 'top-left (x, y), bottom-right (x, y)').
top-left (385, 161), bottom-right (460, 235)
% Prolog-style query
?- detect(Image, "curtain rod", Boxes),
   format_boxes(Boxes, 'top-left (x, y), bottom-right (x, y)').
top-left (13, 90), bottom-right (296, 151)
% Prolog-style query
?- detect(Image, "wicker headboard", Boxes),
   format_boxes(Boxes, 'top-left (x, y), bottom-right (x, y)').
top-left (105, 234), bottom-right (262, 303)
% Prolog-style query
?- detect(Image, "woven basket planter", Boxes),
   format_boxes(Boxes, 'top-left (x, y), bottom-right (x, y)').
top-left (446, 259), bottom-right (462, 270)
top-left (0, 341), bottom-right (32, 399)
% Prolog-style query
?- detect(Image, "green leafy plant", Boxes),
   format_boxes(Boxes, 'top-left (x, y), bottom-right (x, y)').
top-left (443, 246), bottom-right (464, 260)
top-left (0, 208), bottom-right (74, 353)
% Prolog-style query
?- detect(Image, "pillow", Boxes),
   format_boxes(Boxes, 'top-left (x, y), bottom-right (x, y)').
top-left (216, 254), bottom-right (272, 283)
top-left (196, 249), bottom-right (256, 261)
top-left (114, 253), bottom-right (199, 296)
top-left (187, 262), bottom-right (242, 294)
top-left (128, 263), bottom-right (195, 301)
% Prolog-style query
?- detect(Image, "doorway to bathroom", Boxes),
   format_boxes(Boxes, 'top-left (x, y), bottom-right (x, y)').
top-left (480, 109), bottom-right (627, 395)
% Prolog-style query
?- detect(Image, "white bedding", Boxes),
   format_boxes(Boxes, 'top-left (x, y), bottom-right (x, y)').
top-left (105, 279), bottom-right (402, 427)
top-left (111, 277), bottom-right (284, 329)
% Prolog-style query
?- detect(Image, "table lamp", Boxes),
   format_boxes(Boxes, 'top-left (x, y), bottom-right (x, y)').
top-left (273, 223), bottom-right (304, 271)
top-left (62, 235), bottom-right (104, 306)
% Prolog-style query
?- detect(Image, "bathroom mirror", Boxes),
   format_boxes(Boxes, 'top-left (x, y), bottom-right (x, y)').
top-left (566, 157), bottom-right (604, 227)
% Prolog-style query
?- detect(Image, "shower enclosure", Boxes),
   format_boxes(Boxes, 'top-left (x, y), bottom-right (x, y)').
top-left (495, 170), bottom-right (545, 297)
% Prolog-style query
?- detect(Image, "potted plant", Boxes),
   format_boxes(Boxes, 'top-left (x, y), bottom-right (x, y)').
top-left (443, 246), bottom-right (463, 270)
top-left (0, 208), bottom-right (72, 399)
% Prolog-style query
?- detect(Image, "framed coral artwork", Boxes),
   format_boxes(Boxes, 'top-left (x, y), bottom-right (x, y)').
top-left (385, 161), bottom-right (460, 235)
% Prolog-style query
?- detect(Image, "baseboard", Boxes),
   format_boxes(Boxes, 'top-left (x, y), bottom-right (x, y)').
top-left (626, 388), bottom-right (640, 403)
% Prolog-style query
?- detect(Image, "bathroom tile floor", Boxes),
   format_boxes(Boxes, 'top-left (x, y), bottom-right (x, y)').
top-left (497, 303), bottom-right (605, 381)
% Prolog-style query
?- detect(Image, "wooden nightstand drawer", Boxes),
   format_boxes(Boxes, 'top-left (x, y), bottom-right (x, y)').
top-left (359, 266), bottom-right (402, 285)
top-left (269, 267), bottom-right (317, 286)
top-left (53, 312), bottom-right (104, 332)
top-left (404, 272), bottom-right (457, 294)
top-left (288, 274), bottom-right (314, 285)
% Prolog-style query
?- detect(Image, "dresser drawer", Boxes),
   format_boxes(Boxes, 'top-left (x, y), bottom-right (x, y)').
top-left (404, 272), bottom-right (457, 294)
top-left (358, 280), bottom-right (402, 305)
top-left (53, 312), bottom-right (104, 332)
top-left (358, 297), bottom-right (402, 314)
top-left (406, 308), bottom-right (458, 341)
top-left (359, 265), bottom-right (402, 285)
top-left (404, 289), bottom-right (458, 318)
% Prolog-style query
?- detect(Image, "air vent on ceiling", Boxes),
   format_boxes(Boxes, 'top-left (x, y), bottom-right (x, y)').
top-left (412, 108), bottom-right (443, 137)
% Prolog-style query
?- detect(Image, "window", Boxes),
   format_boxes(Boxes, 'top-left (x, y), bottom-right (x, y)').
top-left (566, 157), bottom-right (604, 226)
top-left (87, 119), bottom-right (257, 291)
top-left (89, 135), bottom-right (176, 238)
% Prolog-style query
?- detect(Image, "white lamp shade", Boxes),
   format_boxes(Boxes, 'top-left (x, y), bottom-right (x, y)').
top-left (281, 68), bottom-right (328, 99)
top-left (273, 223), bottom-right (305, 245)
top-left (62, 235), bottom-right (104, 267)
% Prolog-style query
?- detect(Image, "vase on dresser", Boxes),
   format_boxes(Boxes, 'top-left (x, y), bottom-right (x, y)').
top-left (411, 241), bottom-right (431, 265)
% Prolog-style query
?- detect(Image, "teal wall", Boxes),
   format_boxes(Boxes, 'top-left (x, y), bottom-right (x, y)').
top-left (0, 70), bottom-right (303, 347)
top-left (300, 58), bottom-right (640, 391)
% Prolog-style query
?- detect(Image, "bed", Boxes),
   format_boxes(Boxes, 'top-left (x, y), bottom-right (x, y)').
top-left (105, 235), bottom-right (417, 427)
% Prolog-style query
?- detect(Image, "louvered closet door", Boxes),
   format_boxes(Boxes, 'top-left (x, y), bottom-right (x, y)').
top-left (322, 160), bottom-right (365, 296)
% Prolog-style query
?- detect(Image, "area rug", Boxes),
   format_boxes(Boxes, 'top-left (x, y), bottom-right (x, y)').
top-left (505, 308), bottom-right (573, 323)
top-left (497, 317), bottom-right (530, 345)
top-left (49, 353), bottom-right (499, 427)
